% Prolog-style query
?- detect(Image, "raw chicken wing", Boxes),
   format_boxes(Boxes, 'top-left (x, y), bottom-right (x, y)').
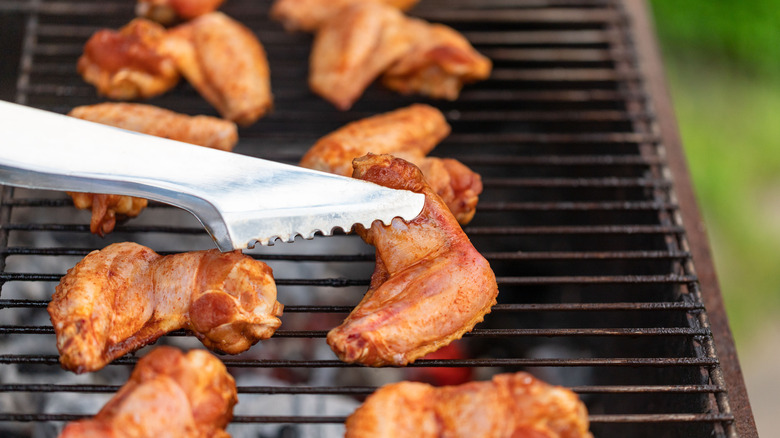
top-left (78, 18), bottom-right (180, 100)
top-left (326, 154), bottom-right (498, 366)
top-left (68, 193), bottom-right (148, 237)
top-left (67, 102), bottom-right (238, 235)
top-left (309, 2), bottom-right (490, 108)
top-left (299, 104), bottom-right (482, 224)
top-left (137, 0), bottom-right (226, 24)
top-left (382, 19), bottom-right (492, 100)
top-left (345, 372), bottom-right (592, 438)
top-left (271, 0), bottom-right (419, 32)
top-left (49, 242), bottom-right (283, 373)
top-left (70, 103), bottom-right (238, 151)
top-left (60, 346), bottom-right (237, 438)
top-left (163, 12), bottom-right (273, 125)
top-left (309, 2), bottom-right (409, 110)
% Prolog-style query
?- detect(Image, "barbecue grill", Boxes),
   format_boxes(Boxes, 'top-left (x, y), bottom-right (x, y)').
top-left (0, 0), bottom-right (758, 436)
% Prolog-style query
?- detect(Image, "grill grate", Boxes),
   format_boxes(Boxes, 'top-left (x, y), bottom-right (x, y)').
top-left (0, 0), bottom-right (756, 437)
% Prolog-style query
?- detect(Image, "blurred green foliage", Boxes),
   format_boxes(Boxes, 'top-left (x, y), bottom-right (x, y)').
top-left (650, 1), bottom-right (780, 343)
top-left (652, 0), bottom-right (780, 76)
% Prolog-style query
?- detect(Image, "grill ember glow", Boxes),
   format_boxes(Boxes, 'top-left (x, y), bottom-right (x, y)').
top-left (0, 0), bottom-right (755, 437)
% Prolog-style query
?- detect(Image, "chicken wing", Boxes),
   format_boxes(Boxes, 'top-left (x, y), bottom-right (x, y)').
top-left (270, 0), bottom-right (419, 32)
top-left (78, 18), bottom-right (180, 100)
top-left (326, 154), bottom-right (498, 367)
top-left (68, 193), bottom-right (148, 237)
top-left (70, 103), bottom-right (238, 151)
top-left (137, 0), bottom-right (226, 25)
top-left (299, 104), bottom-right (482, 224)
top-left (345, 372), bottom-right (592, 438)
top-left (382, 19), bottom-right (492, 100)
top-left (66, 102), bottom-right (238, 236)
top-left (163, 12), bottom-right (273, 125)
top-left (309, 2), bottom-right (490, 109)
top-left (49, 242), bottom-right (283, 373)
top-left (308, 2), bottom-right (409, 111)
top-left (60, 346), bottom-right (237, 438)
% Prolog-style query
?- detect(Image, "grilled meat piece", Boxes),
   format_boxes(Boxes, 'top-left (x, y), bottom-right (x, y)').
top-left (67, 102), bottom-right (238, 235)
top-left (68, 193), bottom-right (148, 237)
top-left (345, 372), bottom-right (592, 438)
top-left (327, 154), bottom-right (498, 366)
top-left (163, 12), bottom-right (273, 125)
top-left (78, 18), bottom-right (180, 100)
top-left (69, 103), bottom-right (238, 151)
top-left (59, 346), bottom-right (237, 438)
top-left (270, 0), bottom-right (419, 32)
top-left (309, 2), bottom-right (409, 111)
top-left (49, 242), bottom-right (283, 373)
top-left (299, 104), bottom-right (482, 224)
top-left (382, 19), bottom-right (492, 100)
top-left (137, 0), bottom-right (226, 24)
top-left (309, 2), bottom-right (490, 109)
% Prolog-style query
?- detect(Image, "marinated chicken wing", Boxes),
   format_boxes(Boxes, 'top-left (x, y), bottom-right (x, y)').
top-left (70, 103), bottom-right (238, 151)
top-left (309, 2), bottom-right (490, 109)
top-left (309, 2), bottom-right (409, 111)
top-left (326, 154), bottom-right (498, 366)
top-left (163, 12), bottom-right (273, 125)
top-left (270, 0), bottom-right (419, 32)
top-left (78, 18), bottom-right (180, 100)
top-left (382, 19), bottom-right (492, 100)
top-left (345, 372), bottom-right (592, 438)
top-left (137, 0), bottom-right (226, 24)
top-left (60, 346), bottom-right (237, 438)
top-left (68, 193), bottom-right (148, 237)
top-left (299, 104), bottom-right (482, 224)
top-left (67, 103), bottom-right (238, 236)
top-left (49, 242), bottom-right (283, 373)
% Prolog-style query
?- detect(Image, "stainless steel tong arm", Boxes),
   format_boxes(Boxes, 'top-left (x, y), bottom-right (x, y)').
top-left (0, 101), bottom-right (425, 250)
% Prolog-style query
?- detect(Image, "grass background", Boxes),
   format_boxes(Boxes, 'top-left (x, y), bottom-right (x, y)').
top-left (650, 0), bottom-right (780, 345)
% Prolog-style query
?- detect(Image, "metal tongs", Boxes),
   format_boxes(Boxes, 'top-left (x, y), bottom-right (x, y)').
top-left (0, 101), bottom-right (424, 251)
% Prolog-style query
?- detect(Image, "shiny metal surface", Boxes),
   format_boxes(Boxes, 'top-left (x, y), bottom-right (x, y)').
top-left (0, 101), bottom-right (425, 250)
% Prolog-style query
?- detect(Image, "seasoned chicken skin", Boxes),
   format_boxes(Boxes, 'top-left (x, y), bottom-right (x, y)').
top-left (299, 104), bottom-right (482, 224)
top-left (309, 3), bottom-right (409, 111)
top-left (79, 13), bottom-right (272, 125)
top-left (382, 19), bottom-right (493, 100)
top-left (68, 193), bottom-right (148, 237)
top-left (49, 242), bottom-right (283, 373)
top-left (327, 154), bottom-right (498, 366)
top-left (163, 12), bottom-right (273, 125)
top-left (309, 2), bottom-right (490, 109)
top-left (345, 372), bottom-right (592, 438)
top-left (66, 103), bottom-right (238, 236)
top-left (270, 0), bottom-right (419, 32)
top-left (60, 346), bottom-right (237, 438)
top-left (70, 103), bottom-right (238, 151)
top-left (78, 18), bottom-right (180, 100)
top-left (137, 0), bottom-right (226, 25)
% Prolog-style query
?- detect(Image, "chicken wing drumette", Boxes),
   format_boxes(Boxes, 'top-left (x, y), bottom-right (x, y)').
top-left (309, 2), bottom-right (490, 109)
top-left (345, 372), bottom-right (592, 438)
top-left (78, 18), bottom-right (180, 100)
top-left (299, 104), bottom-right (482, 224)
top-left (163, 12), bottom-right (273, 125)
top-left (137, 0), bottom-right (226, 25)
top-left (326, 154), bottom-right (498, 367)
top-left (49, 242), bottom-right (283, 373)
top-left (60, 346), bottom-right (237, 438)
top-left (270, 0), bottom-right (418, 32)
top-left (66, 102), bottom-right (238, 236)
